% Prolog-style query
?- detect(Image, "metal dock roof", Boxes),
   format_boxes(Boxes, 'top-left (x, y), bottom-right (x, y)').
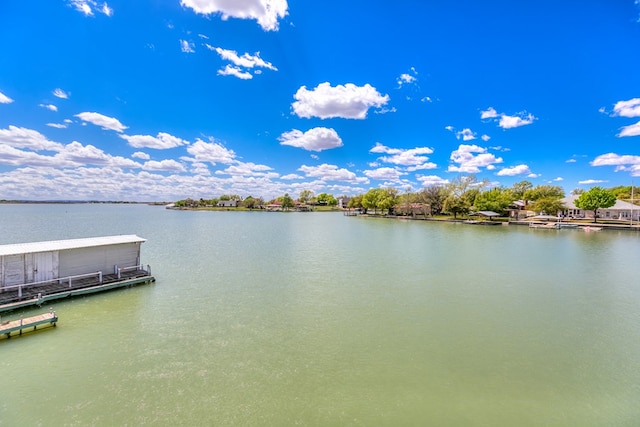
top-left (0, 235), bottom-right (146, 257)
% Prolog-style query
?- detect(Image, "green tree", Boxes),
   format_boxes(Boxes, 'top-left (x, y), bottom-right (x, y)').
top-left (242, 196), bottom-right (263, 209)
top-left (316, 193), bottom-right (337, 206)
top-left (281, 193), bottom-right (294, 211)
top-left (473, 188), bottom-right (512, 215)
top-left (347, 194), bottom-right (364, 211)
top-left (523, 185), bottom-right (564, 201)
top-left (574, 187), bottom-right (616, 223)
top-left (443, 194), bottom-right (470, 219)
top-left (511, 180), bottom-right (533, 201)
top-left (418, 185), bottom-right (446, 215)
top-left (299, 190), bottom-right (313, 204)
top-left (529, 197), bottom-right (566, 216)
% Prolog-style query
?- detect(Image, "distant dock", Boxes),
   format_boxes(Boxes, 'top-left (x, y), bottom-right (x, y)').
top-left (1, 309), bottom-right (58, 339)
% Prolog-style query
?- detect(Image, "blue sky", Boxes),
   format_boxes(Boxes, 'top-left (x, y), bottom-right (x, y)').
top-left (1, 1), bottom-right (640, 201)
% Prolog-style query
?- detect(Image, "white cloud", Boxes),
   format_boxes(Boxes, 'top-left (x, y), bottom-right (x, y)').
top-left (132, 151), bottom-right (150, 160)
top-left (52, 88), bottom-right (69, 99)
top-left (46, 123), bottom-right (67, 129)
top-left (612, 98), bottom-right (640, 118)
top-left (180, 0), bottom-right (288, 31)
top-left (39, 104), bottom-right (58, 112)
top-left (281, 173), bottom-right (303, 180)
top-left (421, 96), bottom-right (432, 103)
top-left (552, 177), bottom-right (563, 181)
top-left (292, 82), bottom-right (389, 119)
top-left (444, 125), bottom-right (454, 132)
top-left (481, 107), bottom-right (536, 129)
top-left (75, 112), bottom-right (127, 132)
top-left (59, 141), bottom-right (139, 168)
top-left (496, 164), bottom-right (532, 176)
top-left (0, 91), bottom-right (14, 104)
top-left (363, 167), bottom-right (404, 181)
top-left (456, 128), bottom-right (476, 141)
top-left (481, 134), bottom-right (490, 141)
top-left (591, 153), bottom-right (640, 167)
top-left (618, 120), bottom-right (640, 137)
top-left (369, 142), bottom-right (435, 168)
top-left (298, 164), bottom-right (367, 183)
top-left (578, 179), bottom-right (607, 185)
top-left (120, 132), bottom-right (188, 149)
top-left (566, 158), bottom-right (577, 163)
top-left (180, 40), bottom-right (195, 53)
top-left (0, 126), bottom-right (63, 151)
top-left (417, 175), bottom-right (449, 186)
top-left (185, 137), bottom-right (236, 164)
top-left (397, 68), bottom-right (418, 87)
top-left (207, 45), bottom-right (277, 71)
top-left (480, 107), bottom-right (499, 119)
top-left (279, 128), bottom-right (342, 152)
top-left (143, 159), bottom-right (186, 172)
top-left (217, 65), bottom-right (253, 80)
top-left (448, 144), bottom-right (503, 173)
top-left (68, 1), bottom-right (112, 16)
top-left (499, 113), bottom-right (535, 129)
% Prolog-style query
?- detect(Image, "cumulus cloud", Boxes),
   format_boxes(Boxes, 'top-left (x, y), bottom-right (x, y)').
top-left (496, 164), bottom-right (532, 176)
top-left (579, 179), bottom-right (607, 185)
top-left (363, 167), bottom-right (404, 181)
top-left (618, 121), bottom-right (640, 137)
top-left (59, 141), bottom-right (139, 168)
top-left (278, 128), bottom-right (342, 152)
top-left (46, 123), bottom-right (67, 129)
top-left (217, 65), bottom-right (253, 80)
top-left (448, 144), bottom-right (503, 173)
top-left (417, 175), bottom-right (449, 186)
top-left (369, 142), bottom-right (435, 168)
top-left (397, 67), bottom-right (418, 87)
top-left (0, 91), bottom-right (14, 104)
top-left (589, 153), bottom-right (640, 176)
top-left (53, 88), bottom-right (69, 99)
top-left (298, 163), bottom-right (367, 183)
top-left (612, 98), bottom-right (640, 118)
top-left (0, 126), bottom-right (63, 151)
top-left (39, 104), bottom-right (58, 112)
top-left (75, 112), bottom-right (127, 132)
top-left (120, 132), bottom-right (188, 149)
top-left (481, 107), bottom-right (536, 129)
top-left (456, 128), bottom-right (476, 141)
top-left (132, 151), bottom-right (150, 160)
top-left (292, 82), bottom-right (390, 119)
top-left (499, 113), bottom-right (536, 129)
top-left (68, 0), bottom-right (112, 16)
top-left (480, 107), bottom-right (499, 119)
top-left (481, 134), bottom-right (490, 142)
top-left (180, 0), bottom-right (288, 31)
top-left (281, 173), bottom-right (303, 180)
top-left (143, 159), bottom-right (186, 172)
top-left (180, 40), bottom-right (195, 53)
top-left (207, 45), bottom-right (277, 71)
top-left (185, 137), bottom-right (236, 164)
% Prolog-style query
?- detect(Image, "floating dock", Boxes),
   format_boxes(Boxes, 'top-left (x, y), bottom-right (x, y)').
top-left (1, 309), bottom-right (58, 339)
top-left (1, 235), bottom-right (155, 313)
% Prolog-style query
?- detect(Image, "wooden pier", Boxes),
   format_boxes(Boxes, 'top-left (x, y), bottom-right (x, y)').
top-left (1, 309), bottom-right (58, 339)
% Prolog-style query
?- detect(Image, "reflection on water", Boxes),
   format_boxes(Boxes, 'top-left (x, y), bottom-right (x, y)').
top-left (1, 204), bottom-right (639, 425)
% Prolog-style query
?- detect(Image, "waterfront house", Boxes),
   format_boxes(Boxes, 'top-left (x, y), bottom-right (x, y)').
top-left (560, 195), bottom-right (640, 221)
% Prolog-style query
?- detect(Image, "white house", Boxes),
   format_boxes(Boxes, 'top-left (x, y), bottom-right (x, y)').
top-left (561, 195), bottom-right (640, 221)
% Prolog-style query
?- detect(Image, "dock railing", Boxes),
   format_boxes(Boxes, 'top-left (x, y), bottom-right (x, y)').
top-left (2, 271), bottom-right (102, 299)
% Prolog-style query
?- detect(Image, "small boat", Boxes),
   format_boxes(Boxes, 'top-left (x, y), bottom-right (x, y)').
top-left (581, 226), bottom-right (602, 232)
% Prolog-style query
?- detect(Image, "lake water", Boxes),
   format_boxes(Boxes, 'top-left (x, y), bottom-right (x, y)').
top-left (1, 204), bottom-right (639, 426)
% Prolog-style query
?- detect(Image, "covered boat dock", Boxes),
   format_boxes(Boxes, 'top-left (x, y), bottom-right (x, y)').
top-left (0, 235), bottom-right (154, 312)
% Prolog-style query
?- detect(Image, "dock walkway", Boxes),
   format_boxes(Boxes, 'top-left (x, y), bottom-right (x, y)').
top-left (0, 269), bottom-right (155, 313)
top-left (1, 310), bottom-right (58, 339)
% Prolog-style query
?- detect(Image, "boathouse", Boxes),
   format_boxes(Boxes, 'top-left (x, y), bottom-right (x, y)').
top-left (0, 235), bottom-right (154, 312)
